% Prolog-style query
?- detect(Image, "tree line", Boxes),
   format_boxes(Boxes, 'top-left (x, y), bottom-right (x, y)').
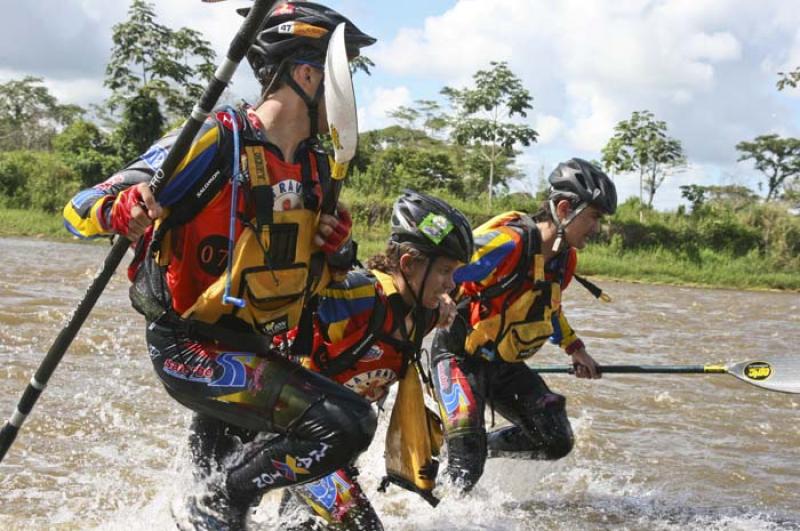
top-left (0, 0), bottom-right (799, 220)
top-left (0, 0), bottom-right (214, 212)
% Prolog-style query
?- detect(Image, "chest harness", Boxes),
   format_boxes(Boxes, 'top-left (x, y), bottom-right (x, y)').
top-left (308, 270), bottom-right (436, 381)
top-left (133, 106), bottom-right (335, 347)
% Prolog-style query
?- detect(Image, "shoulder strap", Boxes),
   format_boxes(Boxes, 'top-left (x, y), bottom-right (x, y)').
top-left (317, 294), bottom-right (388, 378)
top-left (316, 292), bottom-right (431, 379)
top-left (290, 295), bottom-right (318, 359)
top-left (150, 166), bottom-right (229, 254)
top-left (476, 215), bottom-right (541, 302)
top-left (308, 147), bottom-right (332, 212)
top-left (150, 107), bottom-right (252, 254)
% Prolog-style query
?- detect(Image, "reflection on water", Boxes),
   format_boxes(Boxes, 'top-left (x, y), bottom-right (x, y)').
top-left (1, 237), bottom-right (798, 530)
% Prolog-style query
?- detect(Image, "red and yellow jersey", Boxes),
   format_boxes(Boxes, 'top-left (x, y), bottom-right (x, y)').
top-left (63, 106), bottom-right (326, 317)
top-left (454, 211), bottom-right (581, 360)
top-left (304, 269), bottom-right (434, 403)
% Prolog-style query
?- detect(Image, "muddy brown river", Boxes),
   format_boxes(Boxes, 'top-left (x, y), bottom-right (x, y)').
top-left (1, 236), bottom-right (798, 530)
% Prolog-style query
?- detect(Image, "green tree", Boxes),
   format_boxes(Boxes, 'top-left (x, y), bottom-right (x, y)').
top-left (736, 134), bottom-right (800, 201)
top-left (105, 0), bottom-right (216, 119)
top-left (783, 177), bottom-right (800, 202)
top-left (350, 125), bottom-right (463, 196)
top-left (112, 89), bottom-right (165, 162)
top-left (441, 61), bottom-right (538, 203)
top-left (360, 146), bottom-right (461, 195)
top-left (0, 151), bottom-right (80, 211)
top-left (680, 184), bottom-right (758, 214)
top-left (0, 76), bottom-right (83, 151)
top-left (350, 56), bottom-right (375, 76)
top-left (389, 99), bottom-right (448, 139)
top-left (53, 120), bottom-right (123, 187)
top-left (169, 27), bottom-right (217, 113)
top-left (388, 106), bottom-right (420, 130)
top-left (458, 145), bottom-right (524, 198)
top-left (679, 184), bottom-right (706, 213)
top-left (777, 66), bottom-right (800, 91)
top-left (602, 110), bottom-right (686, 215)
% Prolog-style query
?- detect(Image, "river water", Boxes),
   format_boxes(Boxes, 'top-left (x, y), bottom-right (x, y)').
top-left (1, 236), bottom-right (798, 530)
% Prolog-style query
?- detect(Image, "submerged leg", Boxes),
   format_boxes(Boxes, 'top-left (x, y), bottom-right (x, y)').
top-left (429, 327), bottom-right (487, 493)
top-left (149, 324), bottom-right (377, 530)
top-left (488, 366), bottom-right (574, 460)
top-left (280, 467), bottom-right (383, 530)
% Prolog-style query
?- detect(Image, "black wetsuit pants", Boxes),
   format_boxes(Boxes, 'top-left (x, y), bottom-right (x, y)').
top-left (430, 325), bottom-right (574, 492)
top-left (146, 320), bottom-right (377, 515)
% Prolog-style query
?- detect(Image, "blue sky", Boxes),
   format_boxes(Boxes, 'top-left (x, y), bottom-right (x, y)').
top-left (3, 0), bottom-right (800, 209)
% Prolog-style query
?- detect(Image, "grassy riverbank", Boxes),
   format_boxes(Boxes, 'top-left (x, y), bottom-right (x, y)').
top-left (578, 245), bottom-right (800, 291)
top-left (356, 229), bottom-right (800, 291)
top-left (345, 190), bottom-right (800, 292)
top-left (0, 207), bottom-right (69, 239)
top-left (3, 203), bottom-right (798, 291)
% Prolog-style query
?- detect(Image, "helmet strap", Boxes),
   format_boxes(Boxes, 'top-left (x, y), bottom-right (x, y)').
top-left (283, 68), bottom-right (325, 139)
top-left (549, 199), bottom-right (588, 252)
top-left (400, 255), bottom-right (435, 311)
top-left (259, 58), bottom-right (291, 103)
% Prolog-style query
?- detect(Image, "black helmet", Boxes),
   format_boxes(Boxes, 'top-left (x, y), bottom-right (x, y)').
top-left (240, 2), bottom-right (376, 75)
top-left (390, 190), bottom-right (474, 264)
top-left (548, 158), bottom-right (617, 215)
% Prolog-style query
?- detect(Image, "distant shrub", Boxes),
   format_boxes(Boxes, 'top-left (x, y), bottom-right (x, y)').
top-left (0, 150), bottom-right (80, 212)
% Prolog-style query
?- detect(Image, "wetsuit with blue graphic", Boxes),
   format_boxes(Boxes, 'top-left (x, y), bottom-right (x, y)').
top-left (430, 217), bottom-right (578, 492)
top-left (280, 269), bottom-right (437, 530)
top-left (63, 105), bottom-right (376, 526)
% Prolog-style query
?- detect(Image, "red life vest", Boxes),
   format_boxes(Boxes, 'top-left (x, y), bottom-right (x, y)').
top-left (304, 269), bottom-right (435, 403)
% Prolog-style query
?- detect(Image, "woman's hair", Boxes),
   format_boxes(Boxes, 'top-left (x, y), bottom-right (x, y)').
top-left (366, 241), bottom-right (427, 275)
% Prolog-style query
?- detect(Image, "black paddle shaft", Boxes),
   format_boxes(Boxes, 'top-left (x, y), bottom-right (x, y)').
top-left (531, 365), bottom-right (711, 374)
top-left (0, 0), bottom-right (278, 464)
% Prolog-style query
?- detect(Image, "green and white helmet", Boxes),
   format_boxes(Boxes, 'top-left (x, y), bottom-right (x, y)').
top-left (390, 190), bottom-right (474, 264)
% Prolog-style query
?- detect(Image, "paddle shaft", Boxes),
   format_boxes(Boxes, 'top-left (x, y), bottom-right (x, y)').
top-left (530, 364), bottom-right (726, 374)
top-left (0, 0), bottom-right (277, 464)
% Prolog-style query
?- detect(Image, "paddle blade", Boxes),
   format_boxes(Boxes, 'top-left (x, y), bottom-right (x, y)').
top-left (324, 22), bottom-right (358, 176)
top-left (728, 359), bottom-right (800, 394)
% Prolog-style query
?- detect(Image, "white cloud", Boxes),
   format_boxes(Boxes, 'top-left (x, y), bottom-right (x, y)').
top-left (357, 86), bottom-right (412, 132)
top-left (683, 32), bottom-right (742, 62)
top-left (44, 78), bottom-right (111, 108)
top-left (563, 83), bottom-right (620, 153)
top-left (374, 1), bottom-right (515, 79)
top-left (4, 0), bottom-right (800, 210)
top-left (374, 0), bottom-right (800, 208)
top-left (533, 114), bottom-right (565, 145)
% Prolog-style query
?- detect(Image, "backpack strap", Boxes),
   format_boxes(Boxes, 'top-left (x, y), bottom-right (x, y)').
top-left (150, 107), bottom-right (256, 255)
top-left (315, 294), bottom-right (388, 378)
top-left (475, 215), bottom-right (542, 303)
top-left (385, 293), bottom-right (433, 379)
top-left (290, 294), bottom-right (318, 359)
top-left (314, 292), bottom-right (434, 380)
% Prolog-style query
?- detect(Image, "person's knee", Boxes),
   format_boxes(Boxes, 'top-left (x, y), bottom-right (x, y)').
top-left (541, 430), bottom-right (574, 460)
top-left (534, 393), bottom-right (574, 460)
top-left (312, 392), bottom-right (377, 457)
top-left (445, 431), bottom-right (486, 492)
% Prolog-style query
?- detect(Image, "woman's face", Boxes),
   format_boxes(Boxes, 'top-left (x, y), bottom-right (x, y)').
top-left (401, 254), bottom-right (459, 309)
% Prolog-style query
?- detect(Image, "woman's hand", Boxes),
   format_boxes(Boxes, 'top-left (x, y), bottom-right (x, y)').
top-left (435, 293), bottom-right (457, 329)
